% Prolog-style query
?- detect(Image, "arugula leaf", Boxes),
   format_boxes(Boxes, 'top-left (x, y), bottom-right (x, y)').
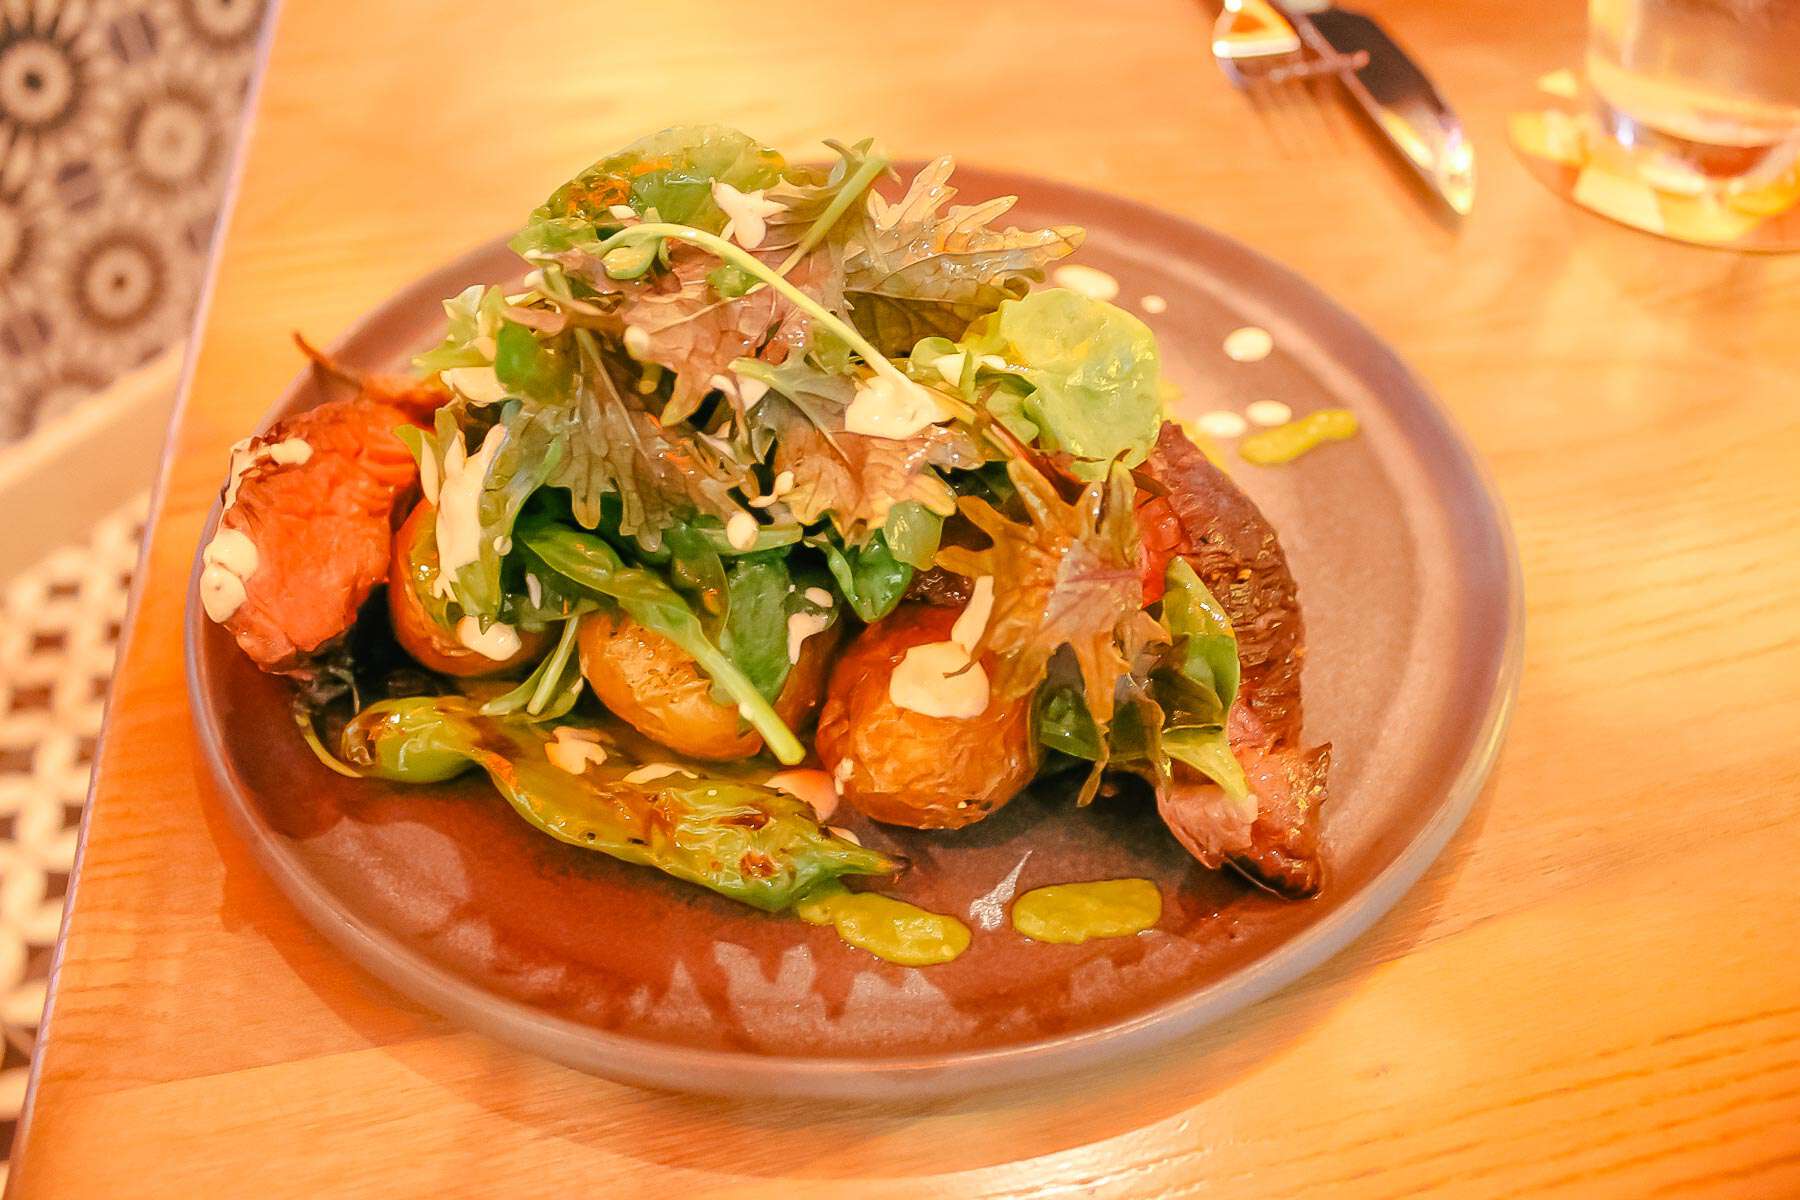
top-left (518, 520), bottom-right (804, 764)
top-left (843, 156), bottom-right (1084, 355)
top-left (936, 459), bottom-right (1143, 720)
top-left (530, 125), bottom-right (786, 231)
top-left (959, 288), bottom-right (1164, 471)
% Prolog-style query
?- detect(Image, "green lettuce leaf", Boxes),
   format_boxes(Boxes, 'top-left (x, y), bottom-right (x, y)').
top-left (959, 288), bottom-right (1164, 470)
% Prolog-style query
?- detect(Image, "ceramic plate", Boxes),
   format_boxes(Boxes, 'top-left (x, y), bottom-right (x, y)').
top-left (186, 166), bottom-right (1521, 1099)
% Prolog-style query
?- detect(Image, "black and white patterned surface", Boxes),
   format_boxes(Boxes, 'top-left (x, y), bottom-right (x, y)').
top-left (0, 0), bottom-right (268, 443)
top-left (0, 494), bottom-right (145, 1187)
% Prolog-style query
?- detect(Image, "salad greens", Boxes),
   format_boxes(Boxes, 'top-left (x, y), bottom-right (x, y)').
top-left (304, 125), bottom-right (1270, 914)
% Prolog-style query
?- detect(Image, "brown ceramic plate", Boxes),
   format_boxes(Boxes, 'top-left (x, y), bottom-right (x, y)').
top-left (186, 166), bottom-right (1521, 1099)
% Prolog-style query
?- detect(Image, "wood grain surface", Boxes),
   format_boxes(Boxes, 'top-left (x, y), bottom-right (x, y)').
top-left (12, 1), bottom-right (1800, 1196)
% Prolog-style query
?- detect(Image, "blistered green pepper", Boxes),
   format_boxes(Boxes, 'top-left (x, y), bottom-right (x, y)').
top-left (340, 697), bottom-right (900, 911)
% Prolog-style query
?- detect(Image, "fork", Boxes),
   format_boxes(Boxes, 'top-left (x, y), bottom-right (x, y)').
top-left (1212, 0), bottom-right (1368, 151)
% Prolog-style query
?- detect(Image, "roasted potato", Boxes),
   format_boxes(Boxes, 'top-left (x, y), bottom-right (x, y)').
top-left (388, 502), bottom-right (545, 676)
top-left (815, 604), bottom-right (1037, 830)
top-left (577, 608), bottom-right (836, 760)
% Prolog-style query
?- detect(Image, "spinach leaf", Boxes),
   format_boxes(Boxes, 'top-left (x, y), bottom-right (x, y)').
top-left (719, 552), bottom-right (794, 700)
top-left (717, 555), bottom-right (842, 702)
top-left (812, 531), bottom-right (912, 623)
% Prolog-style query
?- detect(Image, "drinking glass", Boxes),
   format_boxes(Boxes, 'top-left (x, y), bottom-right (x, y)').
top-left (1587, 0), bottom-right (1800, 193)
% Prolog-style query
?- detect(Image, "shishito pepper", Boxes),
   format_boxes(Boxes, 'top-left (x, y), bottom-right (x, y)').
top-left (340, 696), bottom-right (900, 911)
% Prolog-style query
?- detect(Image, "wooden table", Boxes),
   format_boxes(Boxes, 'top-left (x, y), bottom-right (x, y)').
top-left (14, 2), bottom-right (1800, 1195)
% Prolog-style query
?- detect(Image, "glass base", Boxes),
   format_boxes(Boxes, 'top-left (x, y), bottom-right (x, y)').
top-left (1510, 85), bottom-right (1800, 252)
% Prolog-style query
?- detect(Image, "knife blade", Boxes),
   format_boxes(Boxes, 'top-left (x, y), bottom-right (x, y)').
top-left (1282, 2), bottom-right (1476, 215)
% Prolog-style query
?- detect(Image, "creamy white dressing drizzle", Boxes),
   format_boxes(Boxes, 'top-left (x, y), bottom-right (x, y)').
top-left (203, 434), bottom-right (314, 625)
top-left (1245, 399), bottom-right (1293, 427)
top-left (888, 576), bottom-right (995, 720)
top-left (222, 436), bottom-right (311, 511)
top-left (845, 373), bottom-right (951, 440)
top-left (1223, 326), bottom-right (1274, 363)
top-left (417, 442), bottom-right (441, 506)
top-left (622, 325), bottom-right (652, 361)
top-left (199, 528), bottom-right (259, 622)
top-left (432, 424), bottom-right (508, 600)
top-left (832, 756), bottom-right (855, 786)
top-left (266, 438), bottom-right (312, 467)
top-left (1051, 264), bottom-right (1120, 302)
top-left (524, 572), bottom-right (542, 610)
top-left (1196, 410), bottom-right (1249, 439)
top-left (950, 575), bottom-right (994, 649)
top-left (455, 616), bottom-right (521, 660)
top-left (711, 181), bottom-right (786, 250)
top-left (786, 610), bottom-right (832, 663)
top-left (889, 643), bottom-right (990, 719)
top-left (725, 511), bottom-right (759, 551)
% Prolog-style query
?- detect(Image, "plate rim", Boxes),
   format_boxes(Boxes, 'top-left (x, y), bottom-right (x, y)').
top-left (182, 168), bottom-right (1525, 1100)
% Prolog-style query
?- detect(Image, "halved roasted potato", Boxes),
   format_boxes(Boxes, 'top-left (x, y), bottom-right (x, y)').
top-left (388, 501), bottom-right (545, 676)
top-left (577, 607), bottom-right (835, 760)
top-left (815, 604), bottom-right (1036, 830)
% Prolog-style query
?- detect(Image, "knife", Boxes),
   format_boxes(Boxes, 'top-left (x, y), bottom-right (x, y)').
top-left (1281, 1), bottom-right (1476, 215)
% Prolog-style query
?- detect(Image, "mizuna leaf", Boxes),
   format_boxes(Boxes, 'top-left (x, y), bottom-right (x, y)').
top-left (843, 156), bottom-right (1084, 355)
top-left (936, 458), bottom-right (1142, 720)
